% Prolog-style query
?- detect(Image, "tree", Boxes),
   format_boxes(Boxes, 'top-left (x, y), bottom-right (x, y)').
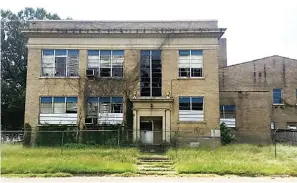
top-left (1, 8), bottom-right (61, 130)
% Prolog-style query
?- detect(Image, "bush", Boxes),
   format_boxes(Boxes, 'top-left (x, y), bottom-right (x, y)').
top-left (220, 122), bottom-right (235, 145)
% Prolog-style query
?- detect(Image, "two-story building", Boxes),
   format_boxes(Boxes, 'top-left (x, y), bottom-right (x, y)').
top-left (23, 20), bottom-right (297, 146)
top-left (23, 20), bottom-right (226, 146)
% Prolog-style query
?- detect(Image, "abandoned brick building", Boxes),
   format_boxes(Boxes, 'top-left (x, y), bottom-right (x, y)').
top-left (23, 20), bottom-right (297, 146)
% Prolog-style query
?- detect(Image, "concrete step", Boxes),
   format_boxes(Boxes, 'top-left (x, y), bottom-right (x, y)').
top-left (138, 159), bottom-right (171, 162)
top-left (138, 167), bottom-right (175, 171)
top-left (138, 164), bottom-right (173, 168)
top-left (138, 171), bottom-right (176, 175)
top-left (137, 162), bottom-right (173, 166)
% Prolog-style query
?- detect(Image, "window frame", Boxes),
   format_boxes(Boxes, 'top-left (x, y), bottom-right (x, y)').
top-left (86, 97), bottom-right (123, 116)
top-left (41, 49), bottom-right (79, 78)
top-left (39, 96), bottom-right (78, 114)
top-left (178, 50), bottom-right (204, 78)
top-left (179, 96), bottom-right (204, 111)
top-left (87, 50), bottom-right (124, 78)
top-left (220, 105), bottom-right (236, 119)
top-left (140, 50), bottom-right (162, 97)
top-left (273, 88), bottom-right (283, 105)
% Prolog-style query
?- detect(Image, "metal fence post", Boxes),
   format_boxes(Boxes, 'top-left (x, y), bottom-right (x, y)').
top-left (117, 129), bottom-right (120, 147)
top-left (61, 131), bottom-right (65, 155)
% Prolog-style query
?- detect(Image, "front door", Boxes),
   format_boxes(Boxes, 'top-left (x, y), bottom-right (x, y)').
top-left (140, 120), bottom-right (153, 144)
top-left (140, 116), bottom-right (163, 144)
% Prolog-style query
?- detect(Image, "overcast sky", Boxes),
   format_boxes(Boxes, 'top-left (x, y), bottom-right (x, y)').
top-left (2, 0), bottom-right (297, 65)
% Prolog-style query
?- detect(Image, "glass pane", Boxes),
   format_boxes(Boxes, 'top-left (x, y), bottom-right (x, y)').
top-left (55, 57), bottom-right (66, 76)
top-left (40, 103), bottom-right (52, 114)
top-left (67, 55), bottom-right (79, 76)
top-left (66, 102), bottom-right (77, 113)
top-left (111, 104), bottom-right (123, 113)
top-left (68, 50), bottom-right (79, 56)
top-left (179, 50), bottom-right (190, 56)
top-left (191, 68), bottom-right (203, 77)
top-left (179, 68), bottom-right (190, 77)
top-left (100, 68), bottom-right (111, 77)
top-left (43, 50), bottom-right (54, 56)
top-left (191, 50), bottom-right (202, 55)
top-left (55, 50), bottom-right (67, 56)
top-left (53, 103), bottom-right (65, 114)
top-left (112, 68), bottom-right (123, 77)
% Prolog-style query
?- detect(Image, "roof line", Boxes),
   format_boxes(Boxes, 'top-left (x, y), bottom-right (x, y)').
top-left (28, 19), bottom-right (219, 22)
top-left (221, 55), bottom-right (297, 68)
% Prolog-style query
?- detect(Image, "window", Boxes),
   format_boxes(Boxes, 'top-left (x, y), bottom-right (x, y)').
top-left (178, 50), bottom-right (203, 78)
top-left (220, 105), bottom-right (236, 119)
top-left (86, 97), bottom-right (123, 115)
top-left (287, 122), bottom-right (297, 130)
top-left (86, 97), bottom-right (123, 124)
top-left (179, 97), bottom-right (204, 122)
top-left (273, 88), bottom-right (282, 104)
top-left (179, 97), bottom-right (203, 111)
top-left (140, 50), bottom-right (162, 97)
top-left (41, 50), bottom-right (79, 77)
top-left (87, 50), bottom-right (124, 77)
top-left (40, 97), bottom-right (78, 114)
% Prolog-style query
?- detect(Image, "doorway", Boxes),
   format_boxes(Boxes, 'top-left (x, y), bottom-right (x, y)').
top-left (140, 116), bottom-right (162, 144)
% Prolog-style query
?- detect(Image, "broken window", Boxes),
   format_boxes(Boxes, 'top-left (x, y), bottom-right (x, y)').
top-left (140, 50), bottom-right (162, 97)
top-left (41, 49), bottom-right (79, 77)
top-left (178, 50), bottom-right (203, 78)
top-left (87, 50), bottom-right (124, 77)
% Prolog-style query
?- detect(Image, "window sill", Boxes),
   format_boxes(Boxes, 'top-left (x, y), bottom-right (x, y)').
top-left (273, 104), bottom-right (285, 106)
top-left (178, 77), bottom-right (205, 80)
top-left (39, 76), bottom-right (80, 79)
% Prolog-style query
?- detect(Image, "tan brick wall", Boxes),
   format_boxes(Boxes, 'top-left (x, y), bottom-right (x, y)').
top-left (163, 49), bottom-right (220, 137)
top-left (220, 91), bottom-right (272, 144)
top-left (219, 56), bottom-right (297, 133)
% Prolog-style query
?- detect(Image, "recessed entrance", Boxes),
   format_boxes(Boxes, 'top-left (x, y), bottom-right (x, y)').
top-left (140, 116), bottom-right (162, 144)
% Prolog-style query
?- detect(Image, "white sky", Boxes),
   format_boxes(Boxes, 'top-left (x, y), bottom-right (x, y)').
top-left (2, 0), bottom-right (297, 65)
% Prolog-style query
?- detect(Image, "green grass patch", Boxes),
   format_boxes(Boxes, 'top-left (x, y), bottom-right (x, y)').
top-left (1, 144), bottom-right (139, 175)
top-left (167, 144), bottom-right (297, 176)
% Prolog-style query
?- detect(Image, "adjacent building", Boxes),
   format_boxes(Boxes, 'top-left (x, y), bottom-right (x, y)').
top-left (23, 20), bottom-right (297, 146)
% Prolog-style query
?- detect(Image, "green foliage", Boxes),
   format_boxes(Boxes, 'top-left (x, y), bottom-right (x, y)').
top-left (220, 122), bottom-right (235, 145)
top-left (167, 144), bottom-right (297, 176)
top-left (1, 8), bottom-right (61, 130)
top-left (36, 126), bottom-right (77, 146)
top-left (1, 144), bottom-right (139, 175)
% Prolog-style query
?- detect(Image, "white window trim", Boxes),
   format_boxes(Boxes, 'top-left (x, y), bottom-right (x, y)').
top-left (41, 50), bottom-right (79, 78)
top-left (178, 50), bottom-right (204, 78)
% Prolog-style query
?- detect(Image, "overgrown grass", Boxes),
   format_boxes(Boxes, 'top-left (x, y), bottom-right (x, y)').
top-left (1, 144), bottom-right (140, 175)
top-left (167, 144), bottom-right (297, 176)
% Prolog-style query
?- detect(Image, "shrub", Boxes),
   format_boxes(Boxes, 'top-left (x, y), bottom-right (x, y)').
top-left (220, 122), bottom-right (235, 145)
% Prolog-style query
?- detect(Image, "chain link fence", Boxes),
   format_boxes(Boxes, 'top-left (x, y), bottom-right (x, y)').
top-left (1, 128), bottom-right (221, 150)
